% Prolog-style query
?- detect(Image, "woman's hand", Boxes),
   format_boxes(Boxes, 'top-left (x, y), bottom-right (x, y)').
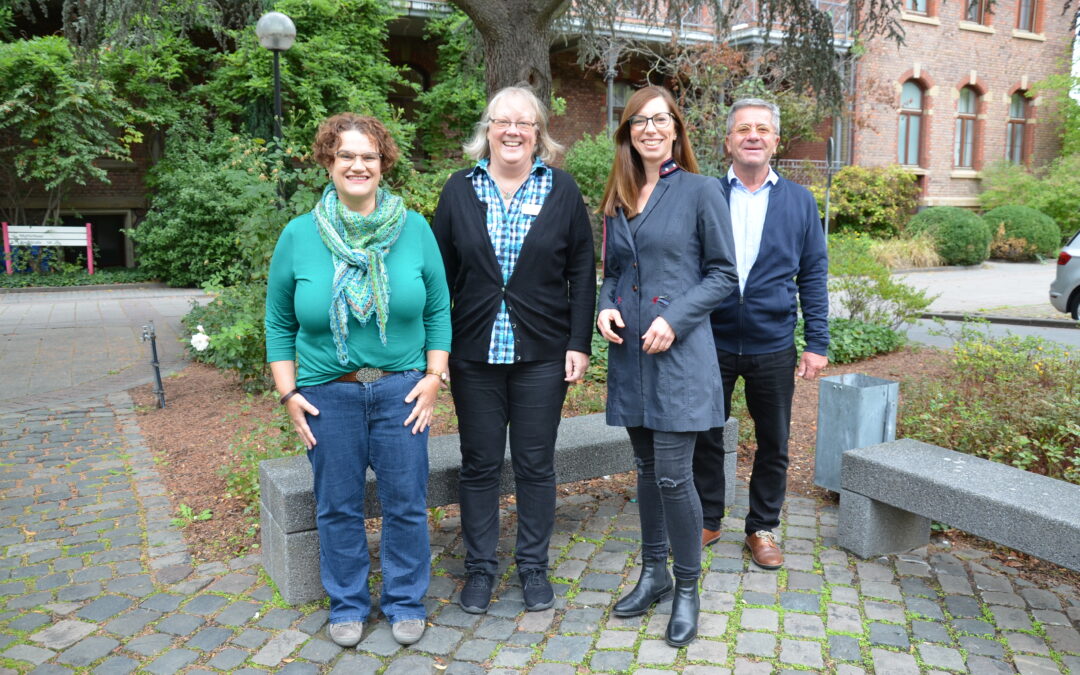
top-left (404, 374), bottom-right (442, 434)
top-left (564, 350), bottom-right (589, 383)
top-left (285, 394), bottom-right (320, 450)
top-left (597, 309), bottom-right (625, 344)
top-left (641, 316), bottom-right (675, 354)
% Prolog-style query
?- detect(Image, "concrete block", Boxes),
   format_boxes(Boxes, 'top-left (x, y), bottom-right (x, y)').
top-left (838, 489), bottom-right (930, 559)
top-left (261, 506), bottom-right (324, 606)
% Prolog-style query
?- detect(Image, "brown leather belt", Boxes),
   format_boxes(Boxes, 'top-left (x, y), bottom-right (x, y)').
top-left (335, 368), bottom-right (396, 383)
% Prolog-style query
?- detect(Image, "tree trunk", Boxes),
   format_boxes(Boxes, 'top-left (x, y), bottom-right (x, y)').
top-left (449, 0), bottom-right (567, 107)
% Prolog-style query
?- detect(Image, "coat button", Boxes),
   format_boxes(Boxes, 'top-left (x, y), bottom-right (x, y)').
top-left (632, 285), bottom-right (638, 291)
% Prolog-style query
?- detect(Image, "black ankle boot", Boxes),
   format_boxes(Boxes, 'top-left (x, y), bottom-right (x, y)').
top-left (665, 577), bottom-right (699, 647)
top-left (612, 560), bottom-right (673, 617)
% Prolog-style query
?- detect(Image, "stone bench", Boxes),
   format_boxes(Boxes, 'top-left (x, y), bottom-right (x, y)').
top-left (260, 412), bottom-right (739, 605)
top-left (838, 438), bottom-right (1080, 572)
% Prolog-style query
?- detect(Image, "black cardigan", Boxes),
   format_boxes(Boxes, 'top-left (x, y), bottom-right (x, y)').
top-left (432, 167), bottom-right (596, 362)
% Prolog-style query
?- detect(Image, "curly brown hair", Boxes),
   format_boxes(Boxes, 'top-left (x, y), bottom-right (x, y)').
top-left (311, 113), bottom-right (400, 173)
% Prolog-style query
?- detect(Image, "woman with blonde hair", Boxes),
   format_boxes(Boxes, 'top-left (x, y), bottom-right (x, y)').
top-left (596, 86), bottom-right (737, 646)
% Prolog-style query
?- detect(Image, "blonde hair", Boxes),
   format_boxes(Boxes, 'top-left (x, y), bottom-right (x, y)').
top-left (462, 86), bottom-right (564, 164)
top-left (599, 86), bottom-right (699, 218)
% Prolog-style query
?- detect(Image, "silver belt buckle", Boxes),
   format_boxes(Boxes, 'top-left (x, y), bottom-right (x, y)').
top-left (353, 367), bottom-right (383, 383)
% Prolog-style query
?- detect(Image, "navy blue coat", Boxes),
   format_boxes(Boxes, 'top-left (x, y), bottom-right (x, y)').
top-left (598, 168), bottom-right (738, 432)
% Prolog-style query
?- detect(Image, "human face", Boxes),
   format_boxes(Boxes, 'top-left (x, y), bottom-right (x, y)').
top-left (330, 129), bottom-right (382, 215)
top-left (724, 106), bottom-right (780, 174)
top-left (629, 96), bottom-right (677, 169)
top-left (486, 93), bottom-right (538, 172)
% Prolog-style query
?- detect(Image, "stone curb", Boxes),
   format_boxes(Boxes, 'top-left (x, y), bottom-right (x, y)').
top-left (920, 311), bottom-right (1080, 329)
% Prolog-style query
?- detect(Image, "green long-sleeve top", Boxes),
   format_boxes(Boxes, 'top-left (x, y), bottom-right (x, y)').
top-left (265, 210), bottom-right (452, 387)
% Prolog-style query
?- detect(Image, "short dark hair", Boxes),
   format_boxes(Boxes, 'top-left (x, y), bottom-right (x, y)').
top-left (311, 113), bottom-right (400, 173)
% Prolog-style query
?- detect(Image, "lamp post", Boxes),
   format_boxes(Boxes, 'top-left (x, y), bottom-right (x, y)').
top-left (255, 11), bottom-right (296, 142)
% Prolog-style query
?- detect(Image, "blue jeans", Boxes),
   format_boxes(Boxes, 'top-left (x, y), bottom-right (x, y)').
top-left (626, 427), bottom-right (702, 581)
top-left (302, 371), bottom-right (430, 625)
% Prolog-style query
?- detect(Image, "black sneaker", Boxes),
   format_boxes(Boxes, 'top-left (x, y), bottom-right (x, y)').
top-left (520, 569), bottom-right (555, 611)
top-left (459, 571), bottom-right (493, 614)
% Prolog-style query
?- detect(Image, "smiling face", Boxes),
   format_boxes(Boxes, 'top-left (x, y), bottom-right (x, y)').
top-left (486, 92), bottom-right (538, 173)
top-left (629, 95), bottom-right (677, 170)
top-left (724, 106), bottom-right (780, 175)
top-left (330, 129), bottom-right (382, 215)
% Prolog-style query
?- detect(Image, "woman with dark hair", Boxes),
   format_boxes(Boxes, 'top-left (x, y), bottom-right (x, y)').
top-left (433, 86), bottom-right (595, 615)
top-left (596, 86), bottom-right (737, 647)
top-left (265, 113), bottom-right (451, 648)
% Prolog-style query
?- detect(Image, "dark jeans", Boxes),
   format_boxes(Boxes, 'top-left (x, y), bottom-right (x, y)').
top-left (626, 427), bottom-right (701, 581)
top-left (450, 358), bottom-right (568, 576)
top-left (302, 372), bottom-right (430, 625)
top-left (693, 346), bottom-right (797, 534)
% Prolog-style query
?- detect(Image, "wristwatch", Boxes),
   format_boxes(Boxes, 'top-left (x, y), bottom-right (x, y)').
top-left (425, 368), bottom-right (449, 384)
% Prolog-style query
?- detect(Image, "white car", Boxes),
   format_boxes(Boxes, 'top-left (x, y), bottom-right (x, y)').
top-left (1049, 229), bottom-right (1080, 321)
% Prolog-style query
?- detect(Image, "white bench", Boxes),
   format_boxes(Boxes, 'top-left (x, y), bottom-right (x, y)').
top-left (2, 222), bottom-right (95, 275)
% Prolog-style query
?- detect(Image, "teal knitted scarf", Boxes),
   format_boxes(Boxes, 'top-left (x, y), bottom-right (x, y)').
top-left (313, 183), bottom-right (406, 366)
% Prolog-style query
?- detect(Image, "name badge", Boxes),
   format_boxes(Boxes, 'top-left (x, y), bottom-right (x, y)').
top-left (521, 203), bottom-right (542, 216)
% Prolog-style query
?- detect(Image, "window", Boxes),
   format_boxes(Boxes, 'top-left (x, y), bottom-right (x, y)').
top-left (898, 81), bottom-right (924, 166)
top-left (905, 0), bottom-right (928, 13)
top-left (1016, 0), bottom-right (1037, 30)
top-left (965, 0), bottom-right (989, 22)
top-left (954, 87), bottom-right (978, 168)
top-left (1007, 92), bottom-right (1029, 163)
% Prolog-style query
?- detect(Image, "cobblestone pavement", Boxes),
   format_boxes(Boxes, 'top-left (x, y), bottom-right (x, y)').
top-left (2, 392), bottom-right (1079, 673)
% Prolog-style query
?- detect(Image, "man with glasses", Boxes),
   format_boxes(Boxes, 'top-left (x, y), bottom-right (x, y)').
top-left (693, 98), bottom-right (829, 570)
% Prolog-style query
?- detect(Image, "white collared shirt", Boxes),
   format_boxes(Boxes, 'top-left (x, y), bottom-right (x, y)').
top-left (726, 166), bottom-right (779, 293)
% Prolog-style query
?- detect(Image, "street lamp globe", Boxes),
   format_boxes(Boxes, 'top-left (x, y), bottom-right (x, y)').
top-left (255, 12), bottom-right (296, 52)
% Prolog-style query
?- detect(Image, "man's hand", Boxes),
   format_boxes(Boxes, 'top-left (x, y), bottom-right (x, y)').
top-left (796, 351), bottom-right (828, 380)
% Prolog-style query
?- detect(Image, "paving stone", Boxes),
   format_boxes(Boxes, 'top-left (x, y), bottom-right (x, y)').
top-left (296, 638), bottom-right (341, 663)
top-left (965, 656), bottom-right (1014, 674)
top-left (474, 617), bottom-right (516, 641)
top-left (124, 633), bottom-right (173, 657)
top-left (558, 607), bottom-right (602, 633)
top-left (974, 573), bottom-right (1013, 593)
top-left (733, 657), bottom-right (774, 674)
top-left (990, 605), bottom-right (1033, 630)
top-left (205, 648), bottom-right (251, 671)
top-left (944, 594), bottom-right (982, 618)
top-left (25, 664), bottom-right (73, 675)
top-left (959, 635), bottom-right (1005, 658)
top-left (105, 575), bottom-right (154, 597)
top-left (9, 612), bottom-right (51, 631)
top-left (912, 619), bottom-right (950, 643)
top-left (952, 618), bottom-right (995, 635)
top-left (983, 591), bottom-right (1026, 607)
top-left (740, 608), bottom-right (778, 631)
top-left (829, 634), bottom-right (861, 662)
top-left (1045, 625), bottom-right (1080, 653)
top-left (1007, 632), bottom-right (1050, 655)
top-left (216, 600), bottom-right (262, 627)
top-left (454, 638), bottom-right (498, 662)
top-left (783, 612), bottom-right (825, 638)
top-left (492, 645), bottom-right (533, 667)
top-left (780, 591), bottom-right (820, 612)
top-left (156, 613), bottom-right (204, 636)
top-left (207, 573), bottom-right (257, 595)
top-left (142, 648), bottom-right (198, 675)
top-left (3, 644), bottom-right (56, 666)
top-left (411, 625), bottom-right (463, 656)
top-left (917, 643), bottom-right (965, 671)
top-left (186, 626), bottom-right (233, 651)
top-left (1012, 654), bottom-right (1063, 674)
top-left (140, 594), bottom-right (184, 613)
top-left (182, 594), bottom-right (229, 616)
top-left (870, 648), bottom-right (919, 675)
top-left (256, 608), bottom-right (301, 630)
top-left (864, 600), bottom-right (905, 623)
top-left (860, 581), bottom-right (902, 601)
top-left (686, 638), bottom-right (728, 663)
top-left (357, 625), bottom-right (400, 657)
top-left (328, 653), bottom-right (381, 674)
top-left (76, 595), bottom-right (132, 621)
top-left (734, 632), bottom-right (775, 657)
top-left (56, 636), bottom-right (120, 667)
top-left (29, 620), bottom-right (96, 650)
top-left (55, 582), bottom-right (101, 602)
top-left (827, 603), bottom-right (863, 634)
top-left (590, 650), bottom-right (634, 672)
top-left (869, 622), bottom-right (909, 648)
top-left (542, 635), bottom-right (592, 662)
top-left (251, 629), bottom-right (307, 667)
top-left (779, 638), bottom-right (823, 668)
top-left (937, 574), bottom-right (974, 596)
top-left (830, 586), bottom-right (860, 605)
top-left (1032, 609), bottom-right (1070, 626)
top-left (92, 655), bottom-right (138, 674)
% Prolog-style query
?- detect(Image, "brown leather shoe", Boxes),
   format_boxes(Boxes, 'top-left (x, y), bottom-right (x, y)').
top-left (745, 531), bottom-right (783, 569)
top-left (701, 528), bottom-right (722, 548)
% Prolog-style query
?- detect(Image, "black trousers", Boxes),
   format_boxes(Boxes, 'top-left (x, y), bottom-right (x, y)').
top-left (449, 358), bottom-right (568, 576)
top-left (693, 346), bottom-right (797, 534)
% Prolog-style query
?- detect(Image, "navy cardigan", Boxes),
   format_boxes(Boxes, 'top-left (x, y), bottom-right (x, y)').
top-left (432, 167), bottom-right (596, 362)
top-left (710, 174), bottom-right (829, 356)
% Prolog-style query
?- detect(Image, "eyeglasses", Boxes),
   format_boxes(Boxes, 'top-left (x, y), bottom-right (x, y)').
top-left (489, 118), bottom-right (538, 131)
top-left (628, 113), bottom-right (674, 130)
top-left (335, 151), bottom-right (382, 166)
top-left (730, 123), bottom-right (775, 137)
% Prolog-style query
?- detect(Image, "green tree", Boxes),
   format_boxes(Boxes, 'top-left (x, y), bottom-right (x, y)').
top-left (0, 36), bottom-right (143, 225)
top-left (979, 155), bottom-right (1080, 243)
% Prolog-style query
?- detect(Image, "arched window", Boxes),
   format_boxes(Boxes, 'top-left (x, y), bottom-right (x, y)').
top-left (898, 81), bottom-right (924, 166)
top-left (954, 86), bottom-right (978, 168)
top-left (1007, 92), bottom-right (1029, 164)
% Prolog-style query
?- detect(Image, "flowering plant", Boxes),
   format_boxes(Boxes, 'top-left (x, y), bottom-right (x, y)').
top-left (190, 325), bottom-right (210, 352)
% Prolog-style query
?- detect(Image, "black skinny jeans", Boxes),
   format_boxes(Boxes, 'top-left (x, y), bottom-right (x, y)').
top-left (626, 427), bottom-right (702, 581)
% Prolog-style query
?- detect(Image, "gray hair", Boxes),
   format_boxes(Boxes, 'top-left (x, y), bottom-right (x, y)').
top-left (726, 98), bottom-right (781, 136)
top-left (462, 86), bottom-right (565, 164)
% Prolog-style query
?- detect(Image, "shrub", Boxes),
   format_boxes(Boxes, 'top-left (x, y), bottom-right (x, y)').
top-left (979, 156), bottom-right (1080, 243)
top-left (564, 131), bottom-right (615, 253)
top-left (182, 283), bottom-right (269, 392)
top-left (220, 398), bottom-right (301, 515)
top-left (867, 232), bottom-right (941, 269)
top-left (810, 165), bottom-right (920, 237)
top-left (0, 267), bottom-right (154, 288)
top-left (984, 205), bottom-right (1060, 260)
top-left (900, 322), bottom-right (1080, 484)
top-left (796, 316), bottom-right (906, 364)
top-left (827, 232), bottom-right (937, 329)
top-left (906, 206), bottom-right (991, 266)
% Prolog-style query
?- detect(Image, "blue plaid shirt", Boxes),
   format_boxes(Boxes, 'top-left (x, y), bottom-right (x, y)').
top-left (468, 157), bottom-right (553, 363)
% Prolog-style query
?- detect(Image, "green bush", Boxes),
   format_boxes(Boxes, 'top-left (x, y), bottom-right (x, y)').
top-left (182, 283), bottom-right (269, 392)
top-left (900, 323), bottom-right (1080, 484)
top-left (984, 205), bottom-right (1061, 260)
top-left (809, 165), bottom-right (920, 237)
top-left (564, 131), bottom-right (615, 255)
top-left (906, 207), bottom-right (991, 266)
top-left (979, 156), bottom-right (1080, 243)
top-left (827, 232), bottom-right (937, 329)
top-left (796, 316), bottom-right (906, 364)
top-left (0, 267), bottom-right (154, 288)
